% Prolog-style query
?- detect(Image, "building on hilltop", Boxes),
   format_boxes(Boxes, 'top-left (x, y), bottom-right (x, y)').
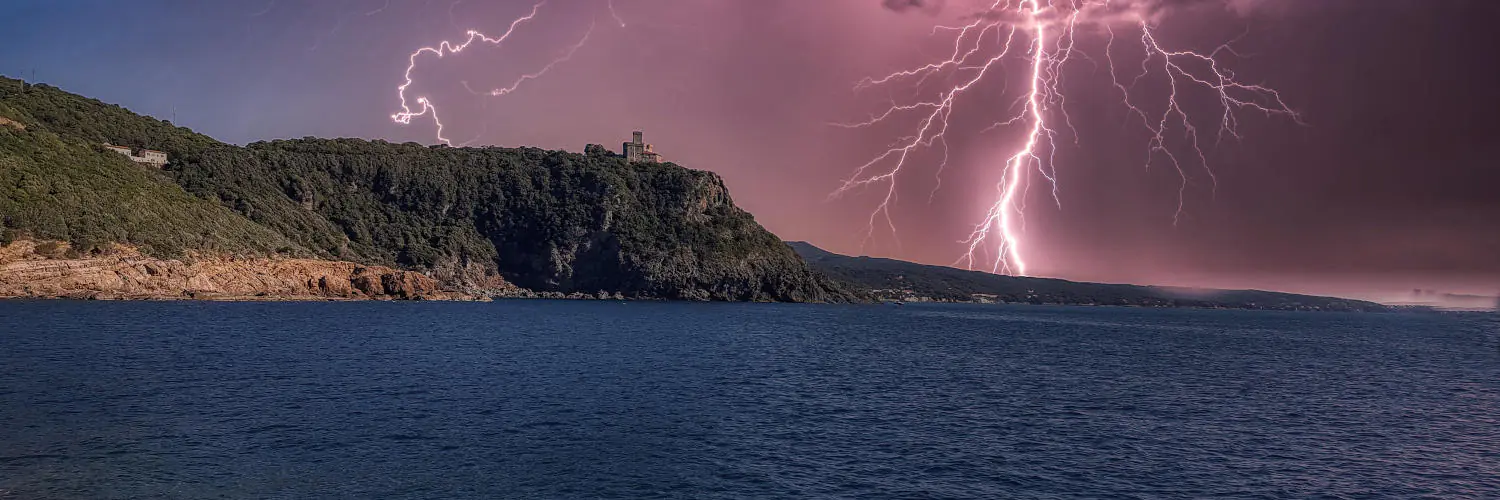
top-left (622, 131), bottom-right (662, 163)
top-left (102, 143), bottom-right (168, 168)
top-left (137, 149), bottom-right (167, 166)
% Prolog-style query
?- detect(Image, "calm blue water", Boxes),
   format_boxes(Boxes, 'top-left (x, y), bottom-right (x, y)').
top-left (1, 301), bottom-right (1497, 499)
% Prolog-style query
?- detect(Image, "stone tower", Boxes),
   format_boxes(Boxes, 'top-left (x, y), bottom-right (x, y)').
top-left (622, 130), bottom-right (662, 163)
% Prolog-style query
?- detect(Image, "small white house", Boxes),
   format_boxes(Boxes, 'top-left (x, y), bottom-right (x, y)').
top-left (138, 149), bottom-right (168, 167)
top-left (102, 143), bottom-right (168, 167)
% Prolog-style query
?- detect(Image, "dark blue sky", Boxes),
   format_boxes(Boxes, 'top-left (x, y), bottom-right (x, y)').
top-left (4, 0), bottom-right (463, 143)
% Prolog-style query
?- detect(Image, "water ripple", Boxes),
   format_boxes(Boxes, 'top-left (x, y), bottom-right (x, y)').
top-left (1, 301), bottom-right (1497, 498)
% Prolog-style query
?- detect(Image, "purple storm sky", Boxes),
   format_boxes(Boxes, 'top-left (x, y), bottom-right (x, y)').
top-left (3, 0), bottom-right (1496, 301)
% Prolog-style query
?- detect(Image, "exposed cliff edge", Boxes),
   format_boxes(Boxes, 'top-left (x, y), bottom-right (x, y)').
top-left (168, 140), bottom-right (859, 302)
top-left (0, 239), bottom-right (504, 301)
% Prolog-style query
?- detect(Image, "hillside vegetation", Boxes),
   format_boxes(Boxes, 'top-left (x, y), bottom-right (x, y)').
top-left (170, 139), bottom-right (850, 300)
top-left (0, 76), bottom-right (851, 301)
top-left (0, 78), bottom-right (218, 159)
top-left (0, 91), bottom-right (296, 257)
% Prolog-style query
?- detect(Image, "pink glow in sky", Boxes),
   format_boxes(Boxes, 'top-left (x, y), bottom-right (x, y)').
top-left (7, 0), bottom-right (1497, 301)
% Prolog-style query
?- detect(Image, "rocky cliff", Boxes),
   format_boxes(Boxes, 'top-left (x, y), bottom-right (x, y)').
top-left (169, 139), bottom-right (859, 302)
top-left (0, 239), bottom-right (503, 301)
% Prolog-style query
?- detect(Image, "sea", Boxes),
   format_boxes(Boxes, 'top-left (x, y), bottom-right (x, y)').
top-left (1, 301), bottom-right (1497, 499)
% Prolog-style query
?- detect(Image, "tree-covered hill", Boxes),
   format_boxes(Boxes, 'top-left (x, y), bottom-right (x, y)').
top-left (0, 76), bottom-right (852, 302)
top-left (0, 100), bottom-right (298, 258)
top-left (171, 139), bottom-right (853, 301)
top-left (0, 78), bottom-right (218, 160)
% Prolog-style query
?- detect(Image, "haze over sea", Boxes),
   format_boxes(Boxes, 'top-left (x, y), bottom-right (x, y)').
top-left (2, 301), bottom-right (1498, 498)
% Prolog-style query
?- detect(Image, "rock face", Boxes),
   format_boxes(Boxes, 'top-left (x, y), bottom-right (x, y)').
top-left (0, 239), bottom-right (504, 301)
top-left (173, 140), bottom-right (860, 302)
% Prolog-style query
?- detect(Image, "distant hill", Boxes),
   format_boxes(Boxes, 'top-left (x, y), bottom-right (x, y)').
top-left (788, 241), bottom-right (1390, 312)
top-left (0, 76), bottom-right (853, 302)
top-left (1389, 290), bottom-right (1500, 312)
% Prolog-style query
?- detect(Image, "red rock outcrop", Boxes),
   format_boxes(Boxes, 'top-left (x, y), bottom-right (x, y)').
top-left (0, 239), bottom-right (498, 301)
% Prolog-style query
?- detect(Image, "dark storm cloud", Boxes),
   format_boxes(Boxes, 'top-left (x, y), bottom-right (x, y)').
top-left (965, 0), bottom-right (1281, 25)
top-left (882, 0), bottom-right (944, 15)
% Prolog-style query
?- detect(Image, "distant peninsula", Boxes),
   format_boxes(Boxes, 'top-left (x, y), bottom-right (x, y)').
top-left (789, 242), bottom-right (1391, 312)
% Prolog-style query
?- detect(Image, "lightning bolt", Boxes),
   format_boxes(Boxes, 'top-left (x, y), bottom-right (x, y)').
top-left (365, 0), bottom-right (390, 16)
top-left (391, 1), bottom-right (603, 145)
top-left (473, 21), bottom-right (596, 98)
top-left (840, 0), bottom-right (1299, 276)
top-left (608, 0), bottom-right (627, 27)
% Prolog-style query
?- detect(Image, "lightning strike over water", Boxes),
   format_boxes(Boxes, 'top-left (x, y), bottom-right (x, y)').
top-left (841, 0), bottom-right (1299, 276)
top-left (390, 1), bottom-right (600, 145)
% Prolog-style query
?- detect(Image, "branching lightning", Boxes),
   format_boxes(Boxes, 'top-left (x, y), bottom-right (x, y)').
top-left (839, 0), bottom-right (1299, 276)
top-left (470, 21), bottom-right (596, 98)
top-left (391, 1), bottom-right (601, 145)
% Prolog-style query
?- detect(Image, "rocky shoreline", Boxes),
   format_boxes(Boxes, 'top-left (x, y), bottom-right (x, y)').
top-left (0, 239), bottom-right (692, 302)
top-left (0, 239), bottom-right (512, 301)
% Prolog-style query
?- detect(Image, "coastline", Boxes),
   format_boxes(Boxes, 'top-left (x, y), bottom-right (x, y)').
top-left (0, 239), bottom-right (753, 303)
top-left (0, 237), bottom-right (1414, 311)
top-left (0, 239), bottom-right (498, 302)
